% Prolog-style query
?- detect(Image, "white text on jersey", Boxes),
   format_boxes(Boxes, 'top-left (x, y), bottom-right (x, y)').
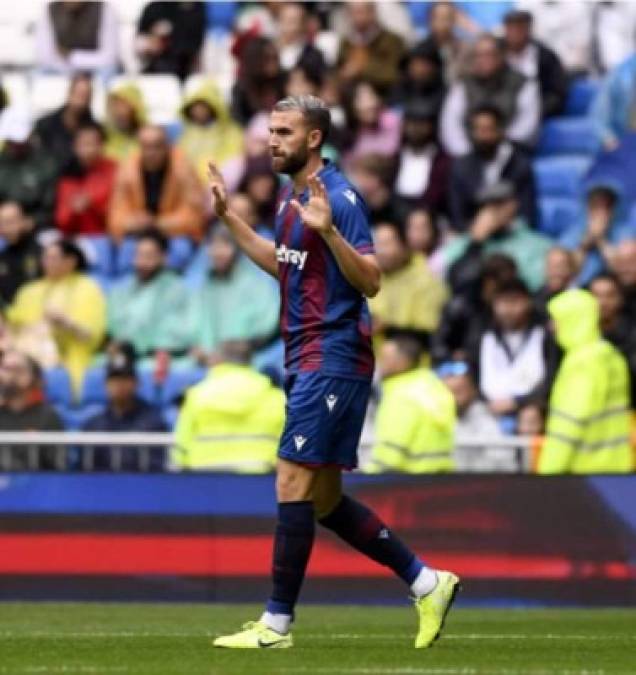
top-left (277, 244), bottom-right (308, 271)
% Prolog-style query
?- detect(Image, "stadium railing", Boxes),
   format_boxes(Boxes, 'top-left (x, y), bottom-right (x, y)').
top-left (0, 432), bottom-right (534, 473)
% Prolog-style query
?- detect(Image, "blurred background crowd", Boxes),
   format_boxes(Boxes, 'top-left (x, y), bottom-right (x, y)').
top-left (1, 0), bottom-right (636, 474)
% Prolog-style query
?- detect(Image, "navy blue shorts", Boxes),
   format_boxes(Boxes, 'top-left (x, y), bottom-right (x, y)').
top-left (278, 372), bottom-right (372, 470)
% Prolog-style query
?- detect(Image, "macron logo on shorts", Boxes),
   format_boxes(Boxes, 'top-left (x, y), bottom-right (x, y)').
top-left (294, 435), bottom-right (308, 451)
top-left (277, 244), bottom-right (308, 270)
top-left (325, 394), bottom-right (338, 412)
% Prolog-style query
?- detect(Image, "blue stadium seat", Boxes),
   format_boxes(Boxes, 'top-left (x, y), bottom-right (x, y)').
top-left (536, 118), bottom-right (600, 156)
top-left (163, 121), bottom-right (183, 143)
top-left (115, 236), bottom-right (137, 277)
top-left (161, 367), bottom-right (206, 405)
top-left (56, 404), bottom-right (103, 430)
top-left (206, 1), bottom-right (238, 32)
top-left (162, 405), bottom-right (180, 430)
top-left (533, 156), bottom-right (592, 198)
top-left (253, 339), bottom-right (285, 386)
top-left (166, 237), bottom-right (195, 272)
top-left (564, 79), bottom-right (600, 117)
top-left (44, 367), bottom-right (73, 408)
top-left (79, 235), bottom-right (114, 277)
top-left (538, 197), bottom-right (582, 238)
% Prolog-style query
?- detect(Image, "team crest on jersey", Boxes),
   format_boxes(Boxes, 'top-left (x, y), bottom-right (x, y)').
top-left (343, 189), bottom-right (356, 205)
top-left (294, 435), bottom-right (307, 451)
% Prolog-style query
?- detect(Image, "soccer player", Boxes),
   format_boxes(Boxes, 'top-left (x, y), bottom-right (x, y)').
top-left (209, 95), bottom-right (459, 649)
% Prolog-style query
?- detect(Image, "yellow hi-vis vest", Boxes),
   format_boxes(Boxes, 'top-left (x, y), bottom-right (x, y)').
top-left (172, 363), bottom-right (285, 472)
top-left (368, 368), bottom-right (455, 473)
top-left (539, 290), bottom-right (633, 474)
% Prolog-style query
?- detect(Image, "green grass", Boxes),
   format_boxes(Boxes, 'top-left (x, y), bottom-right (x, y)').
top-left (0, 603), bottom-right (635, 674)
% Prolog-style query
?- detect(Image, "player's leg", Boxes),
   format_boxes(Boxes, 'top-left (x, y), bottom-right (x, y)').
top-left (316, 380), bottom-right (460, 648)
top-left (213, 458), bottom-right (319, 649)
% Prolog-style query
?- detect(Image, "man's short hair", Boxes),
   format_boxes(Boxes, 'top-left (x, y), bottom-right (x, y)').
top-left (386, 331), bottom-right (424, 368)
top-left (469, 103), bottom-right (505, 127)
top-left (375, 220), bottom-right (408, 248)
top-left (75, 121), bottom-right (107, 142)
top-left (137, 227), bottom-right (169, 253)
top-left (273, 95), bottom-right (331, 147)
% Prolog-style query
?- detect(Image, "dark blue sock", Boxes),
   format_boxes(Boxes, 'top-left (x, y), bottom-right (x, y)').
top-left (319, 495), bottom-right (423, 585)
top-left (266, 501), bottom-right (315, 616)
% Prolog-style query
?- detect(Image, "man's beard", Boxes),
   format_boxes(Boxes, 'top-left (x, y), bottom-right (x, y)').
top-left (473, 142), bottom-right (499, 159)
top-left (271, 147), bottom-right (309, 175)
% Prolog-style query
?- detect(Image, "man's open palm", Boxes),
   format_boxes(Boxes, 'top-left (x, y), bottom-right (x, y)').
top-left (208, 161), bottom-right (228, 217)
top-left (291, 174), bottom-right (333, 235)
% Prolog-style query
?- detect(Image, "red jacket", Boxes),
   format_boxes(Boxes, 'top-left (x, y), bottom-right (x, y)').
top-left (55, 158), bottom-right (117, 236)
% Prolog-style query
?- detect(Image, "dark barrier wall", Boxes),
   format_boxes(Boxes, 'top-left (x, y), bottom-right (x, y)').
top-left (0, 474), bottom-right (634, 606)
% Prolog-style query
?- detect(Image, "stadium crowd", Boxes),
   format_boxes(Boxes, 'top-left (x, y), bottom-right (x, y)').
top-left (0, 1), bottom-right (635, 474)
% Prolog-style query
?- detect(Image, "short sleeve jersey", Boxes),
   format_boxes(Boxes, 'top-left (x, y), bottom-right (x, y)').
top-left (275, 161), bottom-right (375, 381)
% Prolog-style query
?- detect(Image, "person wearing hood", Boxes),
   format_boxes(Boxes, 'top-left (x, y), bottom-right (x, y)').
top-left (389, 40), bottom-right (446, 113)
top-left (560, 182), bottom-right (636, 287)
top-left (172, 339), bottom-right (285, 472)
top-left (178, 80), bottom-right (245, 190)
top-left (440, 34), bottom-right (540, 157)
top-left (538, 289), bottom-right (633, 474)
top-left (104, 82), bottom-right (147, 162)
top-left (187, 223), bottom-right (279, 367)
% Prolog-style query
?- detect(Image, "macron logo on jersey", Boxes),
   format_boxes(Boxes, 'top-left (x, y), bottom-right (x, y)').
top-left (277, 244), bottom-right (308, 270)
top-left (343, 189), bottom-right (356, 205)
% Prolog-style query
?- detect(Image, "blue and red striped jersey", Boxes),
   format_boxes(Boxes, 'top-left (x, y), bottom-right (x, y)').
top-left (275, 161), bottom-right (375, 380)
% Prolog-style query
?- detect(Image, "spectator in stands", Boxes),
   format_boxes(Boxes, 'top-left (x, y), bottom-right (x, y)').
top-left (478, 278), bottom-right (549, 419)
top-left (391, 99), bottom-right (451, 220)
top-left (0, 108), bottom-right (58, 232)
top-left (347, 154), bottom-right (396, 225)
top-left (438, 360), bottom-right (508, 471)
top-left (104, 82), bottom-right (147, 162)
top-left (34, 73), bottom-right (96, 169)
top-left (611, 240), bottom-right (636, 320)
top-left (109, 124), bottom-right (205, 241)
top-left (415, 2), bottom-right (462, 84)
top-left (173, 340), bottom-right (285, 472)
top-left (502, 10), bottom-right (567, 119)
top-left (34, 1), bottom-right (119, 78)
top-left (367, 333), bottom-right (455, 473)
top-left (55, 122), bottom-right (117, 237)
top-left (441, 34), bottom-right (540, 156)
top-left (178, 80), bottom-right (245, 190)
top-left (136, 1), bottom-right (206, 81)
top-left (2, 240), bottom-right (106, 394)
top-left (432, 253), bottom-right (518, 367)
top-left (0, 349), bottom-right (64, 470)
top-left (589, 272), bottom-right (636, 406)
top-left (588, 2), bottom-right (636, 75)
top-left (108, 229), bottom-right (190, 359)
top-left (83, 342), bottom-right (167, 471)
top-left (562, 183), bottom-right (634, 286)
top-left (535, 247), bottom-right (578, 315)
top-left (389, 41), bottom-right (446, 113)
top-left (515, 1), bottom-right (591, 75)
top-left (341, 81), bottom-right (401, 169)
top-left (448, 104), bottom-right (536, 232)
top-left (231, 37), bottom-right (286, 125)
top-left (444, 181), bottom-right (551, 293)
top-left (539, 289), bottom-right (633, 473)
top-left (337, 1), bottom-right (406, 95)
top-left (0, 202), bottom-right (41, 308)
top-left (275, 2), bottom-right (326, 76)
top-left (590, 53), bottom-right (636, 150)
top-left (405, 208), bottom-right (444, 277)
top-left (369, 221), bottom-right (448, 344)
top-left (188, 224), bottom-right (279, 367)
top-left (238, 156), bottom-right (280, 229)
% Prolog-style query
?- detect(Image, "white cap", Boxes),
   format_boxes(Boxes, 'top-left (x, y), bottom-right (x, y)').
top-left (0, 106), bottom-right (33, 143)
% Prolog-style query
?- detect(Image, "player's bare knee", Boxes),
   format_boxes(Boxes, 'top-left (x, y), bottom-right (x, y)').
top-left (276, 462), bottom-right (314, 502)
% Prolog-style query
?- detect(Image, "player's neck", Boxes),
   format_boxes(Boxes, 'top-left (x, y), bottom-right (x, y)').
top-left (291, 155), bottom-right (324, 194)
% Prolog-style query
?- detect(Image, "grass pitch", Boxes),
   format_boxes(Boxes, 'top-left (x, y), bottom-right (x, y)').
top-left (0, 602), bottom-right (634, 675)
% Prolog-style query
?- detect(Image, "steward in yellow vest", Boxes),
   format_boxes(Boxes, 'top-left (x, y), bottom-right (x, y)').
top-left (173, 350), bottom-right (285, 472)
top-left (539, 289), bottom-right (633, 474)
top-left (367, 334), bottom-right (455, 473)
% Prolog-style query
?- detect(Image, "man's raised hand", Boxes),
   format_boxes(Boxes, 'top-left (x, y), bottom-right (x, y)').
top-left (208, 161), bottom-right (228, 217)
top-left (290, 173), bottom-right (334, 237)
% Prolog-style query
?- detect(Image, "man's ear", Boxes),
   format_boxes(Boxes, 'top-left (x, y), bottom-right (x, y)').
top-left (308, 128), bottom-right (323, 151)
